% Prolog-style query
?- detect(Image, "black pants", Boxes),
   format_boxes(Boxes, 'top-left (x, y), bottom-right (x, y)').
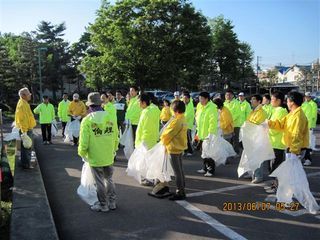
top-left (41, 124), bottom-right (52, 142)
top-left (303, 148), bottom-right (312, 162)
top-left (62, 121), bottom-right (67, 137)
top-left (232, 127), bottom-right (241, 154)
top-left (185, 129), bottom-right (193, 154)
top-left (132, 124), bottom-right (138, 142)
top-left (271, 149), bottom-right (285, 173)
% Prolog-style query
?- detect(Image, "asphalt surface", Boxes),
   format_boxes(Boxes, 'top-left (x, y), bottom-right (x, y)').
top-left (34, 128), bottom-right (320, 240)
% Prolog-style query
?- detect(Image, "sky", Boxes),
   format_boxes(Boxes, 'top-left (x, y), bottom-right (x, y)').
top-left (0, 0), bottom-right (319, 68)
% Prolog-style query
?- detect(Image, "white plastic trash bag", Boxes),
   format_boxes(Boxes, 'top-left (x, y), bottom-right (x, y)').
top-left (126, 145), bottom-right (148, 183)
top-left (64, 119), bottom-right (80, 143)
top-left (4, 126), bottom-right (21, 142)
top-left (309, 129), bottom-right (316, 150)
top-left (237, 121), bottom-right (275, 177)
top-left (51, 120), bottom-right (58, 137)
top-left (145, 142), bottom-right (174, 182)
top-left (270, 153), bottom-right (319, 214)
top-left (77, 161), bottom-right (98, 205)
top-left (201, 134), bottom-right (236, 166)
top-left (120, 124), bottom-right (134, 160)
top-left (20, 133), bottom-right (32, 149)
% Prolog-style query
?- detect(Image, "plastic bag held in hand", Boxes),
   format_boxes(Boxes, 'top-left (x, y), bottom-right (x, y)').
top-left (77, 162), bottom-right (98, 205)
top-left (270, 153), bottom-right (319, 214)
top-left (120, 124), bottom-right (134, 160)
top-left (21, 133), bottom-right (32, 149)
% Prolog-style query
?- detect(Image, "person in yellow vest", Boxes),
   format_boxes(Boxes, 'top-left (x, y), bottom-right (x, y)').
top-left (182, 91), bottom-right (195, 156)
top-left (301, 92), bottom-right (318, 166)
top-left (262, 94), bottom-right (273, 119)
top-left (34, 95), bottom-right (55, 145)
top-left (268, 92), bottom-right (319, 213)
top-left (247, 94), bottom-right (268, 183)
top-left (125, 86), bottom-right (142, 141)
top-left (78, 92), bottom-right (118, 212)
top-left (68, 93), bottom-right (87, 146)
top-left (196, 92), bottom-right (218, 177)
top-left (213, 98), bottom-right (234, 143)
top-left (155, 100), bottom-right (188, 200)
top-left (265, 91), bottom-right (288, 193)
top-left (160, 99), bottom-right (171, 126)
top-left (224, 90), bottom-right (241, 154)
top-left (238, 92), bottom-right (252, 126)
top-left (15, 87), bottom-right (37, 169)
top-left (173, 91), bottom-right (180, 101)
top-left (58, 93), bottom-right (71, 138)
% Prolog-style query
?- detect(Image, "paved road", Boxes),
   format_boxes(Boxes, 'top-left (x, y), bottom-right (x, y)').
top-left (34, 128), bottom-right (320, 240)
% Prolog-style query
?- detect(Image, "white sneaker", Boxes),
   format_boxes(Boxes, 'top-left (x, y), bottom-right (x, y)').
top-left (303, 159), bottom-right (312, 166)
top-left (251, 178), bottom-right (263, 184)
top-left (90, 203), bottom-right (109, 212)
top-left (186, 153), bottom-right (193, 157)
top-left (204, 172), bottom-right (213, 177)
top-left (197, 169), bottom-right (206, 174)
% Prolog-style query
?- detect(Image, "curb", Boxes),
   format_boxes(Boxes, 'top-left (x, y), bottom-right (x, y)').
top-left (10, 133), bottom-right (59, 240)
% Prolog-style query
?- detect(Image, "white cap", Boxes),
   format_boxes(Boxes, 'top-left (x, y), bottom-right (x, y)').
top-left (174, 91), bottom-right (180, 96)
top-left (238, 92), bottom-right (244, 96)
top-left (305, 92), bottom-right (311, 97)
top-left (73, 93), bottom-right (79, 99)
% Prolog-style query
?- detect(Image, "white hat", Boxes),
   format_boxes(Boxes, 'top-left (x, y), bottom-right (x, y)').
top-left (238, 92), bottom-right (244, 96)
top-left (73, 93), bottom-right (79, 99)
top-left (174, 91), bottom-right (180, 96)
top-left (305, 92), bottom-right (311, 97)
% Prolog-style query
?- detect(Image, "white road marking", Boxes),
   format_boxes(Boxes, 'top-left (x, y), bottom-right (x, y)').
top-left (176, 200), bottom-right (247, 240)
top-left (187, 184), bottom-right (259, 198)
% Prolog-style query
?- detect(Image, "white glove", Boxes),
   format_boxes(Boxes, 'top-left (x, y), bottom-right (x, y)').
top-left (21, 133), bottom-right (32, 149)
top-left (82, 157), bottom-right (88, 163)
top-left (76, 116), bottom-right (82, 120)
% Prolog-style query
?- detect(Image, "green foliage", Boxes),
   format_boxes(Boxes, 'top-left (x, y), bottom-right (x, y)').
top-left (80, 0), bottom-right (212, 90)
top-left (206, 16), bottom-right (255, 90)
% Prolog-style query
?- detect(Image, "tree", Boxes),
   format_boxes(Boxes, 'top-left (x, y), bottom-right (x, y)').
top-left (207, 16), bottom-right (255, 91)
top-left (80, 0), bottom-right (212, 90)
top-left (36, 21), bottom-right (71, 100)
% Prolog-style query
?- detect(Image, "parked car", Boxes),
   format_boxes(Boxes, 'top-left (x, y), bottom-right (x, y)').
top-left (145, 90), bottom-right (172, 101)
top-left (162, 93), bottom-right (175, 103)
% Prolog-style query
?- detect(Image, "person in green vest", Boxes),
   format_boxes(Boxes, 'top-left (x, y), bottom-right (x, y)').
top-left (301, 92), bottom-right (318, 166)
top-left (265, 91), bottom-right (288, 193)
top-left (101, 92), bottom-right (117, 121)
top-left (196, 92), bottom-right (218, 177)
top-left (135, 93), bottom-right (160, 150)
top-left (78, 92), bottom-right (118, 212)
top-left (182, 91), bottom-right (195, 156)
top-left (238, 92), bottom-right (252, 126)
top-left (33, 95), bottom-right (55, 145)
top-left (125, 86), bottom-right (142, 141)
top-left (262, 94), bottom-right (273, 119)
top-left (58, 93), bottom-right (71, 138)
top-left (114, 90), bottom-right (127, 134)
top-left (224, 90), bottom-right (241, 154)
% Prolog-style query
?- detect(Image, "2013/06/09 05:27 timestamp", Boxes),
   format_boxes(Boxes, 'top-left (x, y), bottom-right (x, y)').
top-left (223, 202), bottom-right (300, 211)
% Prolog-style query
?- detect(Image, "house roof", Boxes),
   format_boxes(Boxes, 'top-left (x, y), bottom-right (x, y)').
top-left (275, 66), bottom-right (290, 74)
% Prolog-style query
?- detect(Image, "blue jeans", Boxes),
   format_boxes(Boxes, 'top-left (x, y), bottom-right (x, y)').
top-left (20, 130), bottom-right (33, 168)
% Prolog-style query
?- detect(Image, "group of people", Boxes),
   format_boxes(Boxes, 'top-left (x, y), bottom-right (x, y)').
top-left (14, 85), bottom-right (319, 213)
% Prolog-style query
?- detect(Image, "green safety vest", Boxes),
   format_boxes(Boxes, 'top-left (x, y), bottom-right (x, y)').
top-left (58, 100), bottom-right (71, 122)
top-left (33, 103), bottom-right (55, 124)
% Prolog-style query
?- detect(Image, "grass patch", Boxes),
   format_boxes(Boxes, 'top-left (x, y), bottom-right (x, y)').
top-left (0, 141), bottom-right (15, 240)
top-left (0, 201), bottom-right (12, 240)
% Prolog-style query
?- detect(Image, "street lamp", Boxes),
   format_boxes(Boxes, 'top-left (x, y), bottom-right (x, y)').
top-left (38, 47), bottom-right (47, 100)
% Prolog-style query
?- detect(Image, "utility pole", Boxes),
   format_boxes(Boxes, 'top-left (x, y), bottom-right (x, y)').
top-left (256, 56), bottom-right (261, 93)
